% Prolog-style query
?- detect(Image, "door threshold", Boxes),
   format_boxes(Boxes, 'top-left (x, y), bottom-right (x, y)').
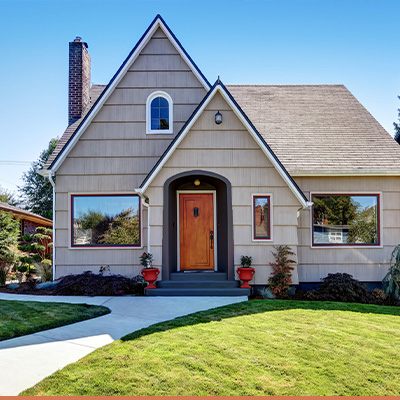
top-left (182, 270), bottom-right (216, 273)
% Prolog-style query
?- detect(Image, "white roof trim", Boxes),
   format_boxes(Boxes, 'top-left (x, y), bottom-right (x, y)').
top-left (48, 16), bottom-right (209, 173)
top-left (137, 84), bottom-right (310, 209)
top-left (291, 171), bottom-right (400, 176)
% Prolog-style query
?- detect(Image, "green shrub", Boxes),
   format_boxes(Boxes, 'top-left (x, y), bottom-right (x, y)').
top-left (382, 244), bottom-right (400, 305)
top-left (268, 245), bottom-right (296, 297)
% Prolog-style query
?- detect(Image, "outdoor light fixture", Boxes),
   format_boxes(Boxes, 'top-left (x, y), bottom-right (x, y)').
top-left (194, 179), bottom-right (201, 186)
top-left (215, 111), bottom-right (222, 124)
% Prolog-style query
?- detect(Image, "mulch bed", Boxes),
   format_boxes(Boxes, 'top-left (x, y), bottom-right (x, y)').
top-left (0, 282), bottom-right (56, 296)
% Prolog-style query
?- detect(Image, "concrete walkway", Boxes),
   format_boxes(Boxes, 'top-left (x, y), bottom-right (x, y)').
top-left (0, 293), bottom-right (247, 395)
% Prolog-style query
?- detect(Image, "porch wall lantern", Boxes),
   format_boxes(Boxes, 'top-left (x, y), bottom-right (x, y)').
top-left (215, 111), bottom-right (222, 125)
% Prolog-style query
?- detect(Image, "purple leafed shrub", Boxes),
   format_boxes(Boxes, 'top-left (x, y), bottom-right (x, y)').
top-left (55, 271), bottom-right (145, 296)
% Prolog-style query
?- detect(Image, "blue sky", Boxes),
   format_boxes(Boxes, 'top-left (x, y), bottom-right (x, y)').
top-left (0, 0), bottom-right (399, 193)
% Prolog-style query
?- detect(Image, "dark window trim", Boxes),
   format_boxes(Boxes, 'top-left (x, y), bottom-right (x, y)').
top-left (70, 193), bottom-right (141, 248)
top-left (253, 195), bottom-right (271, 241)
top-left (311, 193), bottom-right (381, 247)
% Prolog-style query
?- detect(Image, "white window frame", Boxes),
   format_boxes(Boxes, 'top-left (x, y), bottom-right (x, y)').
top-left (146, 91), bottom-right (173, 134)
top-left (310, 191), bottom-right (383, 249)
top-left (251, 193), bottom-right (273, 242)
top-left (68, 192), bottom-right (143, 250)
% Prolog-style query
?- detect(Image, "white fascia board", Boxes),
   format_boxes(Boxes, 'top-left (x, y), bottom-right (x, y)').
top-left (138, 85), bottom-right (309, 209)
top-left (51, 18), bottom-right (209, 173)
top-left (38, 168), bottom-right (50, 177)
top-left (291, 171), bottom-right (400, 176)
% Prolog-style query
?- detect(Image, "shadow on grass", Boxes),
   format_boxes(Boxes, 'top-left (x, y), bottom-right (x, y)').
top-left (121, 299), bottom-right (400, 342)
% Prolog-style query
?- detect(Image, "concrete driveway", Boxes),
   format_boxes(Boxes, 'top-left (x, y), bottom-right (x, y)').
top-left (0, 293), bottom-right (247, 395)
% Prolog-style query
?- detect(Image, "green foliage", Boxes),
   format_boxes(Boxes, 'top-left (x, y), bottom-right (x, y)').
top-left (139, 252), bottom-right (153, 268)
top-left (268, 245), bottom-right (296, 297)
top-left (313, 196), bottom-right (356, 226)
top-left (0, 211), bottom-right (20, 281)
top-left (0, 185), bottom-right (18, 206)
top-left (240, 255), bottom-right (253, 268)
top-left (382, 244), bottom-right (400, 304)
top-left (18, 226), bottom-right (53, 281)
top-left (394, 95), bottom-right (400, 135)
top-left (98, 208), bottom-right (140, 245)
top-left (18, 138), bottom-right (58, 219)
top-left (347, 205), bottom-right (378, 244)
top-left (80, 210), bottom-right (106, 230)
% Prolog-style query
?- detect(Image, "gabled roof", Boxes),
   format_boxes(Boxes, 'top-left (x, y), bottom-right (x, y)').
top-left (137, 81), bottom-right (311, 208)
top-left (227, 85), bottom-right (400, 175)
top-left (42, 15), bottom-right (210, 173)
top-left (0, 202), bottom-right (52, 226)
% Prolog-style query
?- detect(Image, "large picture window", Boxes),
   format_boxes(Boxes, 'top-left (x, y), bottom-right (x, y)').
top-left (312, 194), bottom-right (380, 246)
top-left (71, 194), bottom-right (141, 247)
top-left (253, 195), bottom-right (271, 240)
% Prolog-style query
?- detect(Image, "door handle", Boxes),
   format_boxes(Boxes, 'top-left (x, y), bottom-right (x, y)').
top-left (210, 230), bottom-right (214, 249)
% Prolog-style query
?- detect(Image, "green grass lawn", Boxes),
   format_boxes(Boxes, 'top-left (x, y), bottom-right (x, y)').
top-left (21, 300), bottom-right (400, 396)
top-left (0, 299), bottom-right (110, 341)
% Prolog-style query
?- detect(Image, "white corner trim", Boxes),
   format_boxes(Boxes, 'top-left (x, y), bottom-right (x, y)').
top-left (138, 85), bottom-right (309, 209)
top-left (49, 17), bottom-right (209, 173)
top-left (146, 91), bottom-right (173, 134)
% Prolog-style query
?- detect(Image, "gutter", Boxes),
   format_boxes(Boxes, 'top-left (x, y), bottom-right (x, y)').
top-left (135, 190), bottom-right (150, 254)
top-left (47, 171), bottom-right (56, 281)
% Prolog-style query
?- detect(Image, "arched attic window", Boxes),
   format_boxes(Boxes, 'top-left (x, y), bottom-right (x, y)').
top-left (146, 91), bottom-right (173, 134)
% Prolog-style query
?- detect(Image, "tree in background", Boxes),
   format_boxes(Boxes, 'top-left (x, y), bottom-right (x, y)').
top-left (0, 185), bottom-right (18, 206)
top-left (0, 211), bottom-right (20, 285)
top-left (19, 138), bottom-right (58, 219)
top-left (394, 95), bottom-right (400, 136)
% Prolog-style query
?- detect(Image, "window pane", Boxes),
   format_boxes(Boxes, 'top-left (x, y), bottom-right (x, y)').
top-left (150, 96), bottom-right (170, 131)
top-left (151, 97), bottom-right (160, 107)
top-left (160, 107), bottom-right (169, 119)
top-left (159, 97), bottom-right (168, 107)
top-left (254, 196), bottom-right (270, 239)
top-left (151, 118), bottom-right (160, 130)
top-left (312, 194), bottom-right (379, 245)
top-left (72, 195), bottom-right (140, 246)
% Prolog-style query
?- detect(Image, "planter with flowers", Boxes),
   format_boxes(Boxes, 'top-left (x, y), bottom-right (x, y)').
top-left (139, 252), bottom-right (159, 289)
top-left (236, 255), bottom-right (255, 289)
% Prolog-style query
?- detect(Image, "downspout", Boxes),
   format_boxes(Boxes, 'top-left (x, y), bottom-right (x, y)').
top-left (48, 171), bottom-right (56, 281)
top-left (136, 191), bottom-right (150, 253)
top-left (141, 200), bottom-right (150, 254)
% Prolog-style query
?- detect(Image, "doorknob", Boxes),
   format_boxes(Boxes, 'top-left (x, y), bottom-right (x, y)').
top-left (210, 230), bottom-right (214, 249)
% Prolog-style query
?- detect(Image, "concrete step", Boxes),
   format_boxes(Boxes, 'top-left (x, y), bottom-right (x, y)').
top-left (145, 287), bottom-right (251, 297)
top-left (169, 271), bottom-right (228, 281)
top-left (158, 280), bottom-right (240, 289)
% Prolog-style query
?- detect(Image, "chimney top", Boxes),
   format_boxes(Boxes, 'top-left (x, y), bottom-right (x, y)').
top-left (74, 36), bottom-right (82, 42)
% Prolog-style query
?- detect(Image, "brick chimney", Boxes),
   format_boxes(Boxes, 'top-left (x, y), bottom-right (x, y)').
top-left (68, 36), bottom-right (91, 125)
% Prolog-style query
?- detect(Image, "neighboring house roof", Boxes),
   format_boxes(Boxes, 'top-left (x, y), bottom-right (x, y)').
top-left (42, 15), bottom-right (210, 173)
top-left (227, 84), bottom-right (400, 175)
top-left (0, 202), bottom-right (52, 226)
top-left (137, 81), bottom-right (311, 208)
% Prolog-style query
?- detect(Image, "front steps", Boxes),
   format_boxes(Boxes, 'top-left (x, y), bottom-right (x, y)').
top-left (145, 271), bottom-right (251, 296)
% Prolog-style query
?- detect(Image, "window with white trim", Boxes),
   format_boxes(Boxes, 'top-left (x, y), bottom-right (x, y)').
top-left (71, 194), bottom-right (141, 247)
top-left (253, 195), bottom-right (271, 240)
top-left (312, 194), bottom-right (380, 246)
top-left (146, 91), bottom-right (173, 134)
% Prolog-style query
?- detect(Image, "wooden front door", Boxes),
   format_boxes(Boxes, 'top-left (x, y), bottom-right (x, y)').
top-left (179, 193), bottom-right (215, 270)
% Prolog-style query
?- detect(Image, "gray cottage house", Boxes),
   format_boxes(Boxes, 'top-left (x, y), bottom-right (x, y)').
top-left (40, 15), bottom-right (400, 295)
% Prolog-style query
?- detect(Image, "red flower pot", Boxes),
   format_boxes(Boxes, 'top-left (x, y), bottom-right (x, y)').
top-left (237, 267), bottom-right (255, 289)
top-left (141, 268), bottom-right (160, 289)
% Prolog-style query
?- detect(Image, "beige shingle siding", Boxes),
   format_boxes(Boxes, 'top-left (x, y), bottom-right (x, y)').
top-left (227, 85), bottom-right (400, 173)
